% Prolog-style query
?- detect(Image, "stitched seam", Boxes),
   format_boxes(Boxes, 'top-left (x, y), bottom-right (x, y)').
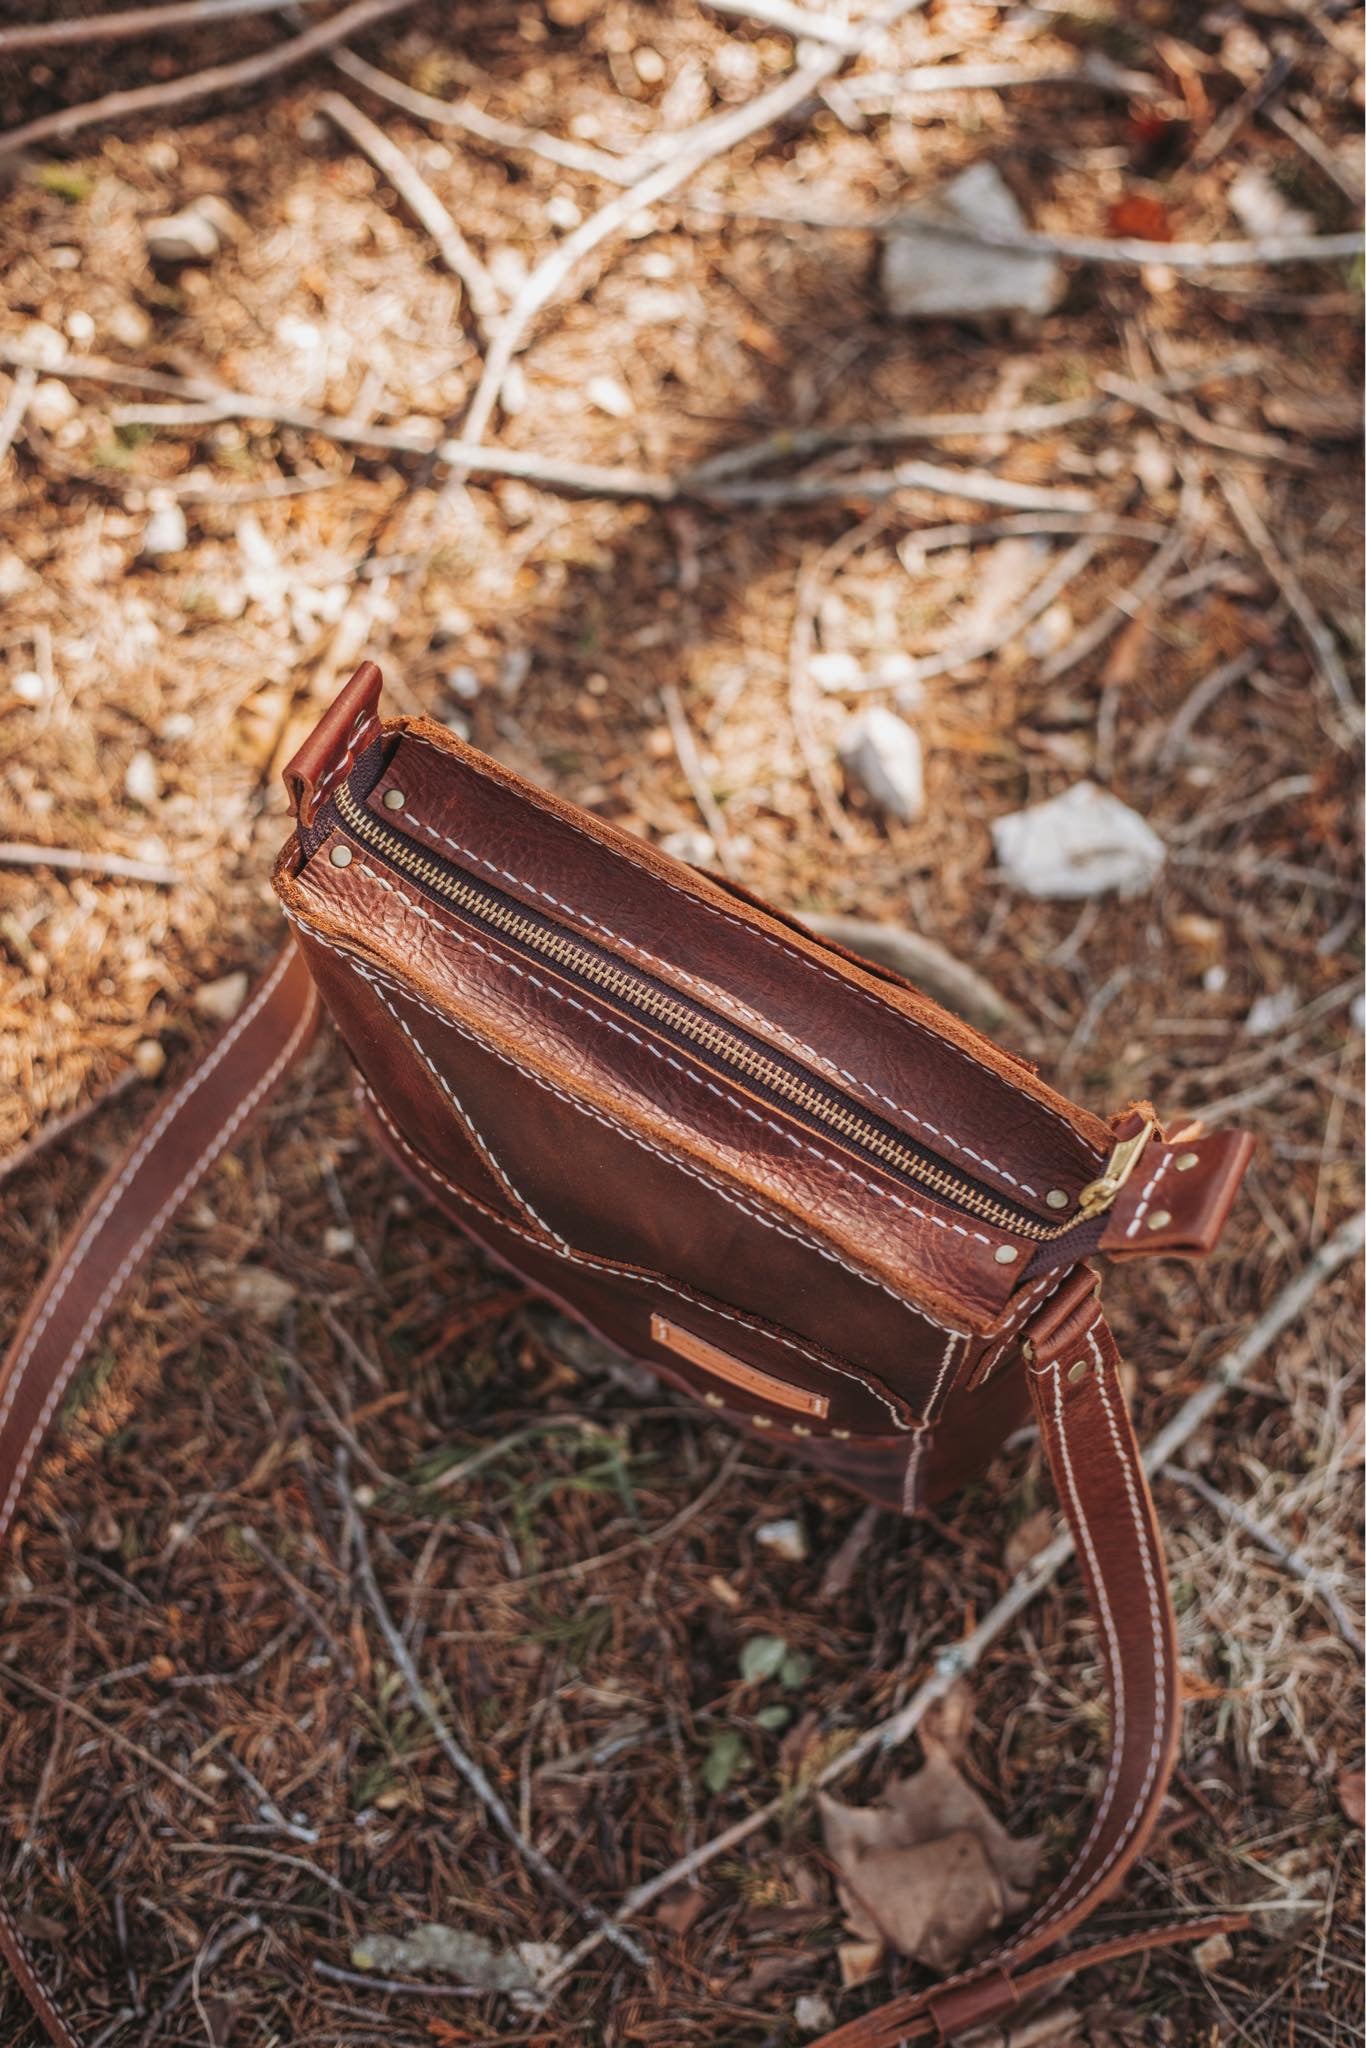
top-left (287, 908), bottom-right (968, 1341)
top-left (0, 1912), bottom-right (83, 2048)
top-left (0, 977), bottom-right (320, 1545)
top-left (397, 797), bottom-right (1047, 1198)
top-left (363, 1082), bottom-right (914, 1428)
top-left (0, 947), bottom-right (297, 1444)
top-left (311, 709), bottom-right (380, 814)
top-left (974, 1271), bottom-right (1064, 1385)
top-left (1125, 1149), bottom-right (1172, 1240)
top-left (401, 729), bottom-right (1099, 1160)
top-left (351, 859), bottom-right (1002, 1254)
top-left (923, 1330), bottom-right (960, 1418)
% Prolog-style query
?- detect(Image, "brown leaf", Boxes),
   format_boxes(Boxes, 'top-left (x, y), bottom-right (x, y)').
top-left (819, 1753), bottom-right (1042, 1974)
top-left (655, 1887), bottom-right (706, 1938)
top-left (837, 1937), bottom-right (883, 1987)
top-left (1004, 1507), bottom-right (1056, 1577)
top-left (1335, 1767), bottom-right (1365, 1828)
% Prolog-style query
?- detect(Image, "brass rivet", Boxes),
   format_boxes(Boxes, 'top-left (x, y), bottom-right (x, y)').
top-left (1174, 1151), bottom-right (1199, 1172)
top-left (382, 787), bottom-right (405, 810)
top-left (832, 1428), bottom-right (851, 1441)
top-left (751, 1414), bottom-right (772, 1429)
top-left (1045, 1189), bottom-right (1070, 1210)
top-left (994, 1244), bottom-right (1019, 1265)
top-left (1067, 1358), bottom-right (1090, 1384)
top-left (791, 1424), bottom-right (811, 1437)
top-left (329, 843), bottom-right (353, 868)
top-left (703, 1393), bottom-right (724, 1408)
top-left (1147, 1209), bottom-right (1172, 1231)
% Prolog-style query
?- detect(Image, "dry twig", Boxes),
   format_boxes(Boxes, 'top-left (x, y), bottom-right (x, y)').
top-left (0, 840), bottom-right (183, 887)
top-left (1217, 470), bottom-right (1362, 736)
top-left (659, 680), bottom-right (741, 876)
top-left (1168, 1465), bottom-right (1364, 1657)
top-left (0, 0), bottom-right (323, 52)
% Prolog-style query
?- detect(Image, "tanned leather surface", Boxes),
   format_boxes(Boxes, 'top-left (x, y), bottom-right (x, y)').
top-left (0, 666), bottom-right (1255, 2046)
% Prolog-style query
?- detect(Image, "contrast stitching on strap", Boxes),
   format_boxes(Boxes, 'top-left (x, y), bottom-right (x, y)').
top-left (400, 729), bottom-right (1100, 1159)
top-left (397, 793), bottom-right (1047, 1197)
top-left (288, 910), bottom-right (969, 1338)
top-left (310, 708), bottom-right (380, 814)
top-left (363, 1083), bottom-right (915, 1428)
top-left (1124, 1148), bottom-right (1172, 1240)
top-left (349, 858), bottom-right (1002, 1255)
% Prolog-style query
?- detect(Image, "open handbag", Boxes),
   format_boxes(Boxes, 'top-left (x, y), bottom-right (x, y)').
top-left (2, 660), bottom-right (1258, 2045)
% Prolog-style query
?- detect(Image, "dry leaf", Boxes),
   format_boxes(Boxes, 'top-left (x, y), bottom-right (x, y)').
top-left (655, 1887), bottom-right (706, 1938)
top-left (1335, 1767), bottom-right (1365, 1828)
top-left (819, 1752), bottom-right (1042, 1974)
top-left (921, 1677), bottom-right (975, 1763)
top-left (837, 1937), bottom-right (883, 1987)
top-left (1004, 1507), bottom-right (1056, 1577)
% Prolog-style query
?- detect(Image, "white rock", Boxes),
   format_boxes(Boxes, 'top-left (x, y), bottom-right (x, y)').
top-left (141, 499), bottom-right (188, 557)
top-left (123, 749), bottom-right (160, 806)
top-left (323, 1225), bottom-right (356, 1258)
top-left (228, 1266), bottom-right (296, 1319)
top-left (992, 781), bottom-right (1165, 898)
top-left (838, 708), bottom-right (925, 824)
top-left (145, 208), bottom-right (221, 263)
top-left (107, 301), bottom-right (152, 350)
top-left (1245, 986), bottom-right (1299, 1036)
top-left (11, 670), bottom-right (48, 705)
top-left (808, 650), bottom-right (864, 691)
top-left (29, 378), bottom-right (77, 431)
top-left (795, 1995), bottom-right (836, 2034)
top-left (756, 1517), bottom-right (808, 1563)
top-left (1228, 165), bottom-right (1314, 242)
top-left (194, 970), bottom-right (249, 1022)
top-left (659, 828), bottom-right (717, 869)
top-left (546, 194), bottom-right (581, 231)
top-left (880, 162), bottom-right (1064, 321)
top-left (586, 374), bottom-right (634, 419)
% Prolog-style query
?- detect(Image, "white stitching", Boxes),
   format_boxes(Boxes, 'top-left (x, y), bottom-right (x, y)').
top-left (1124, 1149), bottom-right (1172, 1240)
top-left (923, 1331), bottom-right (960, 1418)
top-left (0, 967), bottom-right (320, 1544)
top-left (311, 708), bottom-right (380, 813)
top-left (0, 947), bottom-right (299, 1468)
top-left (349, 858), bottom-right (1003, 1255)
top-left (362, 1082), bottom-right (916, 1429)
top-left (0, 1910), bottom-right (83, 2048)
top-left (974, 1270), bottom-right (1065, 1386)
top-left (400, 729), bottom-right (1102, 1164)
top-left (286, 907), bottom-right (969, 1341)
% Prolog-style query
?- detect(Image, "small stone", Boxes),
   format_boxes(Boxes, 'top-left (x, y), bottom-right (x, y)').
top-left (546, 193), bottom-right (581, 231)
top-left (107, 301), bottom-right (152, 349)
top-left (133, 1038), bottom-right (165, 1079)
top-left (1245, 986), bottom-right (1299, 1036)
top-left (659, 828), bottom-right (717, 869)
top-left (755, 1517), bottom-right (808, 1563)
top-left (633, 45), bottom-right (666, 83)
top-left (144, 207), bottom-right (221, 264)
top-left (992, 781), bottom-right (1165, 899)
top-left (159, 711), bottom-right (195, 742)
top-left (586, 374), bottom-right (633, 419)
top-left (228, 1266), bottom-right (297, 1320)
top-left (838, 708), bottom-right (925, 824)
top-left (11, 670), bottom-right (48, 705)
top-left (123, 749), bottom-right (160, 806)
top-left (795, 1994), bottom-right (836, 2034)
top-left (65, 308), bottom-right (95, 345)
top-left (88, 1505), bottom-right (121, 1553)
top-left (808, 650), bottom-right (863, 691)
top-left (881, 163), bottom-right (1063, 321)
top-left (141, 499), bottom-right (188, 557)
top-left (323, 1225), bottom-right (356, 1258)
top-left (1228, 165), bottom-right (1313, 242)
top-left (29, 378), bottom-right (77, 431)
top-left (194, 970), bottom-right (249, 1022)
top-left (1193, 1931), bottom-right (1235, 1973)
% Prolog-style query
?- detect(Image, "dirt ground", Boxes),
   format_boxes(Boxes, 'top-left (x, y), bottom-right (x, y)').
top-left (0, 4), bottom-right (1362, 2045)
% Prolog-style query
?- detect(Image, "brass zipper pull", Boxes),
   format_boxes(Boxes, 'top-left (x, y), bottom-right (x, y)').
top-left (1076, 1117), bottom-right (1158, 1220)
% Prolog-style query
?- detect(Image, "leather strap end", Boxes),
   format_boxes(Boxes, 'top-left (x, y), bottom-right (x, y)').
top-left (282, 660), bottom-right (384, 825)
top-left (1101, 1129), bottom-right (1255, 1261)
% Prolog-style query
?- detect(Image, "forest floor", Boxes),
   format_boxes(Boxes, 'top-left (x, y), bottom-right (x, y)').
top-left (0, 4), bottom-right (1362, 2045)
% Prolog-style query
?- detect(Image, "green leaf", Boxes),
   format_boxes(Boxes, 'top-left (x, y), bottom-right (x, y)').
top-left (779, 1651), bottom-right (813, 1690)
top-left (702, 1729), bottom-right (750, 1794)
top-left (738, 1633), bottom-right (788, 1684)
top-left (754, 1703), bottom-right (791, 1732)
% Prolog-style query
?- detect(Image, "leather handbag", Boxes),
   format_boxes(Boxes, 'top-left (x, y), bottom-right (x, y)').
top-left (2, 660), bottom-right (1255, 2046)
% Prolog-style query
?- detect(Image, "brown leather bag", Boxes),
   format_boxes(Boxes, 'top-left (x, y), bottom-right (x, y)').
top-left (2, 661), bottom-right (1254, 2045)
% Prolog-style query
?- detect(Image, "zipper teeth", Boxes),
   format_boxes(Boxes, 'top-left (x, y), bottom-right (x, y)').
top-left (333, 780), bottom-right (1070, 1243)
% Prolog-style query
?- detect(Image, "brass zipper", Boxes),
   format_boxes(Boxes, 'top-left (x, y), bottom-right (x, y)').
top-left (333, 778), bottom-right (1081, 1244)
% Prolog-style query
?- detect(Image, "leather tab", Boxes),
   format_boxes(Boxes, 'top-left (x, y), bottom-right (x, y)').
top-left (282, 660), bottom-right (384, 825)
top-left (925, 1968), bottom-right (1018, 2037)
top-left (1100, 1128), bottom-right (1254, 1261)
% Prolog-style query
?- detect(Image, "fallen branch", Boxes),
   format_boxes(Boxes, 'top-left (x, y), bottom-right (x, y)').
top-left (660, 679), bottom-right (742, 876)
top-left (537, 1210), bottom-right (1366, 1992)
top-left (1098, 371), bottom-right (1316, 469)
top-left (1168, 1464), bottom-right (1364, 1658)
top-left (707, 457), bottom-right (1093, 514)
top-left (316, 91), bottom-right (500, 339)
top-left (0, 840), bottom-right (183, 886)
top-left (702, 0), bottom-right (868, 52)
top-left (1038, 511), bottom-right (1195, 683)
top-left (1156, 635), bottom-right (1278, 769)
top-left (334, 1450), bottom-right (649, 1971)
top-left (437, 0), bottom-right (931, 495)
top-left (1217, 471), bottom-right (1362, 737)
top-left (328, 46), bottom-right (631, 182)
top-left (797, 913), bottom-right (1023, 1036)
top-left (0, 0), bottom-right (323, 52)
top-left (844, 54), bottom-right (1166, 101)
top-left (0, 0), bottom-right (418, 157)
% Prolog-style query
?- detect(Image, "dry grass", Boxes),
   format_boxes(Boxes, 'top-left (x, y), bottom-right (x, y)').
top-left (0, 4), bottom-right (1362, 2043)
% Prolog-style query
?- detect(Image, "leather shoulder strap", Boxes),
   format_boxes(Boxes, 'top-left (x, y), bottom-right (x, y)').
top-left (1, 957), bottom-right (1229, 2044)
top-left (0, 941), bottom-right (319, 2047)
